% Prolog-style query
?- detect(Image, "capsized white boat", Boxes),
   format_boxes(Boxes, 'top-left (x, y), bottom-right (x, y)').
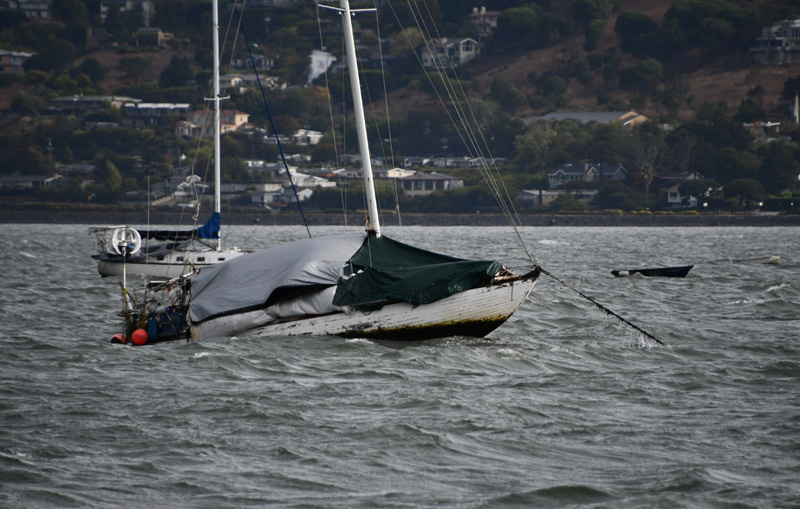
top-left (89, 0), bottom-right (248, 279)
top-left (732, 255), bottom-right (780, 264)
top-left (110, 0), bottom-right (539, 345)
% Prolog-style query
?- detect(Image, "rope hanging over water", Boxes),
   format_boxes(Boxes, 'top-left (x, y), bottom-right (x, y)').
top-left (538, 266), bottom-right (664, 345)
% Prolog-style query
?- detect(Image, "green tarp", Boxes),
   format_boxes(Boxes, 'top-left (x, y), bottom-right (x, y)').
top-left (333, 235), bottom-right (503, 311)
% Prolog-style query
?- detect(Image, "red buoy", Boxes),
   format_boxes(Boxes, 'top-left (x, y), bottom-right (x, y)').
top-left (131, 329), bottom-right (148, 345)
top-left (111, 333), bottom-right (125, 344)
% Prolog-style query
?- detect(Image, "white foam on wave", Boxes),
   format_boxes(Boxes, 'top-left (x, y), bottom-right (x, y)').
top-left (497, 347), bottom-right (526, 359)
top-left (766, 283), bottom-right (788, 293)
top-left (193, 352), bottom-right (210, 359)
top-left (346, 338), bottom-right (373, 344)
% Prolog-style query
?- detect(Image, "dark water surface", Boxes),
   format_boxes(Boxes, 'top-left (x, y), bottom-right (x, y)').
top-left (1, 224), bottom-right (798, 508)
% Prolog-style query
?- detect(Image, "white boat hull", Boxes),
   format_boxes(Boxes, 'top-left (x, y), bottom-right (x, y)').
top-left (192, 273), bottom-right (538, 341)
top-left (732, 256), bottom-right (780, 264)
top-left (97, 248), bottom-right (248, 279)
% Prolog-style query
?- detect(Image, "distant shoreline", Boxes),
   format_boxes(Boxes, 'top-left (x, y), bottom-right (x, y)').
top-left (2, 205), bottom-right (799, 227)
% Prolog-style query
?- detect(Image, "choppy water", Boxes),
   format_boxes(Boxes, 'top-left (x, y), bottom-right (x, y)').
top-left (1, 224), bottom-right (799, 508)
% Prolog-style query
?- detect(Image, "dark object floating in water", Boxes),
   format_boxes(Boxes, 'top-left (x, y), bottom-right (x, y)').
top-left (732, 256), bottom-right (780, 264)
top-left (611, 265), bottom-right (694, 278)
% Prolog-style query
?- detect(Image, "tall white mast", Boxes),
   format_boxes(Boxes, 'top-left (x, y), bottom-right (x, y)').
top-left (212, 0), bottom-right (222, 250)
top-left (339, 0), bottom-right (381, 237)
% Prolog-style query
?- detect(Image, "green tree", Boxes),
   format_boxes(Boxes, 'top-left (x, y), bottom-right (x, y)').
top-left (23, 37), bottom-right (77, 72)
top-left (10, 91), bottom-right (48, 116)
top-left (571, 0), bottom-right (613, 26)
top-left (77, 58), bottom-right (105, 85)
top-left (759, 141), bottom-right (799, 194)
top-left (678, 178), bottom-right (717, 198)
top-left (159, 56), bottom-right (193, 88)
top-left (724, 178), bottom-right (765, 207)
top-left (584, 19), bottom-right (604, 52)
top-left (596, 180), bottom-right (638, 210)
top-left (619, 59), bottom-right (663, 95)
top-left (490, 77), bottom-right (526, 112)
top-left (630, 122), bottom-right (665, 206)
top-left (100, 159), bottom-right (123, 191)
top-left (614, 11), bottom-right (659, 52)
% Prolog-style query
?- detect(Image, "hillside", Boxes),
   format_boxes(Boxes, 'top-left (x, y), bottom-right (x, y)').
top-left (2, 0), bottom-right (797, 124)
top-left (382, 0), bottom-right (800, 121)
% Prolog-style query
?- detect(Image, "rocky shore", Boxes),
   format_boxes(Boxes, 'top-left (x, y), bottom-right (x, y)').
top-left (2, 205), bottom-right (799, 227)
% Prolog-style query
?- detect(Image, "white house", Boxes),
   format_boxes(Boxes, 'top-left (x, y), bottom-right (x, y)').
top-left (293, 129), bottom-right (323, 146)
top-left (469, 6), bottom-right (500, 43)
top-left (398, 172), bottom-right (464, 196)
top-left (217, 73), bottom-right (282, 92)
top-left (750, 19), bottom-right (800, 64)
top-left (421, 38), bottom-right (480, 68)
top-left (176, 109), bottom-right (251, 138)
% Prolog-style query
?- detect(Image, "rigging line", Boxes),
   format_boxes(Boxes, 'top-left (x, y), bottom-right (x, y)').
top-left (398, 0), bottom-right (537, 265)
top-left (416, 0), bottom-right (524, 229)
top-left (235, 5), bottom-right (312, 239)
top-left (369, 2), bottom-right (401, 233)
top-left (409, 0), bottom-right (515, 225)
top-left (538, 266), bottom-right (664, 345)
top-left (406, 1), bottom-right (506, 205)
top-left (395, 0), bottom-right (514, 227)
top-left (354, 32), bottom-right (392, 225)
top-left (398, 1), bottom-right (497, 193)
top-left (372, 2), bottom-right (396, 169)
top-left (315, 4), bottom-right (348, 229)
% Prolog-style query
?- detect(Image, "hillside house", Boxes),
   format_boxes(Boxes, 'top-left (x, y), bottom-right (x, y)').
top-left (398, 172), bottom-right (464, 197)
top-left (0, 50), bottom-right (34, 74)
top-left (50, 95), bottom-right (140, 115)
top-left (469, 6), bottom-right (500, 43)
top-left (135, 27), bottom-right (172, 47)
top-left (750, 19), bottom-right (800, 64)
top-left (100, 0), bottom-right (152, 25)
top-left (2, 1), bottom-right (51, 18)
top-left (231, 53), bottom-right (274, 71)
top-left (516, 189), bottom-right (597, 207)
top-left (123, 102), bottom-right (190, 127)
top-left (176, 110), bottom-right (251, 138)
top-left (218, 73), bottom-right (282, 92)
top-left (525, 111), bottom-right (648, 126)
top-left (666, 184), bottom-right (698, 209)
top-left (421, 38), bottom-right (480, 68)
top-left (0, 174), bottom-right (65, 189)
top-left (293, 129), bottom-right (323, 146)
top-left (548, 163), bottom-right (627, 188)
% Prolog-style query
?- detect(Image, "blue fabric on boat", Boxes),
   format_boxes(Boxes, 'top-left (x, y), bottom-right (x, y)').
top-left (197, 212), bottom-right (221, 239)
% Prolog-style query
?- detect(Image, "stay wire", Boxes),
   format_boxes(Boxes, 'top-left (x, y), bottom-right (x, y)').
top-left (388, 0), bottom-right (536, 265)
top-left (235, 4), bottom-right (312, 238)
top-left (315, 4), bottom-right (349, 229)
top-left (538, 266), bottom-right (664, 345)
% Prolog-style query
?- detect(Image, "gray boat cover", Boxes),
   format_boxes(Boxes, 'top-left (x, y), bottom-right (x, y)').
top-left (189, 234), bottom-right (366, 324)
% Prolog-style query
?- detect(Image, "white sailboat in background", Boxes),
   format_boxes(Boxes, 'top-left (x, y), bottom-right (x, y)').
top-left (89, 2), bottom-right (248, 280)
top-left (111, 0), bottom-right (539, 345)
